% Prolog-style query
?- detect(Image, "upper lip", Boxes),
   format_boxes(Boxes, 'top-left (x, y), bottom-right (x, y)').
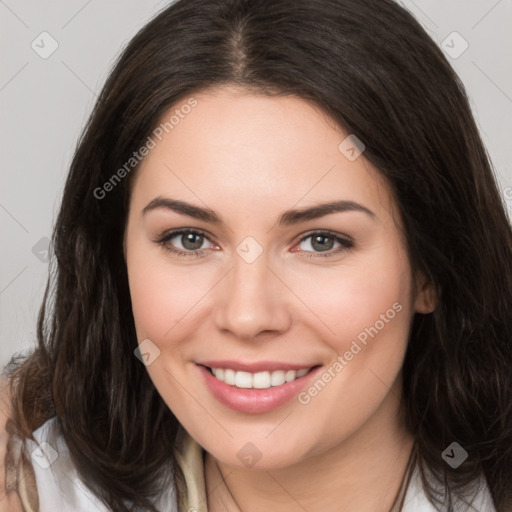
top-left (197, 360), bottom-right (320, 372)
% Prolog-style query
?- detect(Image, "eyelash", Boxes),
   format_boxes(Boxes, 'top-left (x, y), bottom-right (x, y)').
top-left (155, 228), bottom-right (354, 259)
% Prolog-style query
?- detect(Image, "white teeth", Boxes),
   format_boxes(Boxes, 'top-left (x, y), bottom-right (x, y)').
top-left (253, 372), bottom-right (271, 389)
top-left (285, 370), bottom-right (296, 382)
top-left (270, 370), bottom-right (286, 386)
top-left (224, 369), bottom-right (235, 385)
top-left (235, 371), bottom-right (253, 388)
top-left (209, 367), bottom-right (312, 389)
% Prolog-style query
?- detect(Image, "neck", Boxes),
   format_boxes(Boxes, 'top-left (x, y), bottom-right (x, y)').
top-left (204, 379), bottom-right (415, 512)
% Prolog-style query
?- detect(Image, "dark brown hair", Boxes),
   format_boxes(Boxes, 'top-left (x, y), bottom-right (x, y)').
top-left (4, 0), bottom-right (512, 510)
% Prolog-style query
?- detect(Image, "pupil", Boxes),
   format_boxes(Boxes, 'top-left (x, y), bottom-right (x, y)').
top-left (312, 235), bottom-right (333, 252)
top-left (183, 233), bottom-right (202, 250)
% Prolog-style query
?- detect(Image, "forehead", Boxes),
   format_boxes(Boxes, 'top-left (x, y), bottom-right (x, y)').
top-left (129, 86), bottom-right (397, 224)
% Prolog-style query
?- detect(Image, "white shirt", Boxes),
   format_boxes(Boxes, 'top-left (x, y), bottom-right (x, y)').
top-left (18, 417), bottom-right (497, 512)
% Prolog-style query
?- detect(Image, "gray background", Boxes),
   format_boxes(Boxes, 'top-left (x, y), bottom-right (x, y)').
top-left (1, 0), bottom-right (511, 371)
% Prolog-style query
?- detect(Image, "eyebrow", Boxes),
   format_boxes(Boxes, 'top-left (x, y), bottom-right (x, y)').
top-left (142, 197), bottom-right (376, 226)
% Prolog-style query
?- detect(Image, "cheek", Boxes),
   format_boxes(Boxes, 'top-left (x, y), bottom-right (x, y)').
top-left (126, 242), bottom-right (215, 345)
top-left (291, 254), bottom-right (412, 350)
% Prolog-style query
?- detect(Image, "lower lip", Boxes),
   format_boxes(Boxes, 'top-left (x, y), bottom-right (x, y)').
top-left (197, 364), bottom-right (322, 414)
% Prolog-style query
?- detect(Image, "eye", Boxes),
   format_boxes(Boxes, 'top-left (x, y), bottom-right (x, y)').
top-left (295, 230), bottom-right (354, 258)
top-left (156, 229), bottom-right (215, 258)
top-left (155, 228), bottom-right (354, 259)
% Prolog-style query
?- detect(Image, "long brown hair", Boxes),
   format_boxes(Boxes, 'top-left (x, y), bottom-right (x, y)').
top-left (4, 0), bottom-right (512, 510)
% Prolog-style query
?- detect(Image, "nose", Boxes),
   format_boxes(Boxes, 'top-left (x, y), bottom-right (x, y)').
top-left (213, 249), bottom-right (292, 341)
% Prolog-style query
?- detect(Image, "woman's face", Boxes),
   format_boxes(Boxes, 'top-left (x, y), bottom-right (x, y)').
top-left (124, 85), bottom-right (433, 469)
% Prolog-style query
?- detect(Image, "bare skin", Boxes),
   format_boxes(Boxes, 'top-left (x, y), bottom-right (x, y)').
top-left (124, 85), bottom-right (436, 511)
top-left (0, 380), bottom-right (23, 512)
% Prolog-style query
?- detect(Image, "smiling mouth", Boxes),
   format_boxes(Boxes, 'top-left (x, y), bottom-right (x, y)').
top-left (201, 365), bottom-right (321, 389)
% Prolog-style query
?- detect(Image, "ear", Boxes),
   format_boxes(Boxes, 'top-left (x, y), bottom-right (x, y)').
top-left (413, 271), bottom-right (438, 314)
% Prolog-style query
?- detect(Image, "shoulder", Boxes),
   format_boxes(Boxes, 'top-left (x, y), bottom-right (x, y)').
top-left (1, 378), bottom-right (40, 512)
top-left (0, 380), bottom-right (24, 512)
top-left (19, 418), bottom-right (121, 511)
top-left (402, 461), bottom-right (499, 512)
top-left (18, 416), bottom-right (179, 511)
top-left (2, 412), bottom-right (107, 512)
top-left (25, 417), bottom-right (108, 510)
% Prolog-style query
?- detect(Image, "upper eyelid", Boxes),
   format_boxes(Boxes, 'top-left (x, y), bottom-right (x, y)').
top-left (159, 228), bottom-right (216, 245)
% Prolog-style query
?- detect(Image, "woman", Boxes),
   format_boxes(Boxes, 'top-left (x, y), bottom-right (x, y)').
top-left (2, 0), bottom-right (511, 511)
